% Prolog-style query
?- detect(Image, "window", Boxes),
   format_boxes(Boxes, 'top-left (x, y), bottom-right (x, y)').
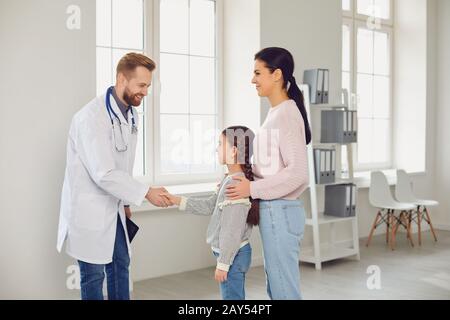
top-left (96, 0), bottom-right (222, 184)
top-left (342, 0), bottom-right (393, 171)
top-left (155, 0), bottom-right (220, 183)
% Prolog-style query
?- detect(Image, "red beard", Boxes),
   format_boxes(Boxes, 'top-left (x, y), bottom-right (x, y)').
top-left (123, 89), bottom-right (143, 107)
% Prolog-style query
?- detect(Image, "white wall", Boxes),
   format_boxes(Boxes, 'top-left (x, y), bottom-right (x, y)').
top-left (0, 0), bottom-right (95, 298)
top-left (434, 0), bottom-right (450, 228)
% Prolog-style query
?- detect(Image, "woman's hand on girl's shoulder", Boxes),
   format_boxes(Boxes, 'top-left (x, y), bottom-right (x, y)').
top-left (225, 176), bottom-right (251, 200)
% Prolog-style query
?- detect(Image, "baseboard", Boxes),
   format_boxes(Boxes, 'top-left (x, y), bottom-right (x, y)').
top-left (435, 224), bottom-right (450, 231)
top-left (299, 239), bottom-right (355, 253)
top-left (396, 223), bottom-right (431, 234)
top-left (372, 223), bottom-right (450, 234)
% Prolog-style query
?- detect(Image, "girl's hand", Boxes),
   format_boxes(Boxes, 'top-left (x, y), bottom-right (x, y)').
top-left (124, 206), bottom-right (132, 219)
top-left (226, 176), bottom-right (251, 200)
top-left (215, 268), bottom-right (228, 283)
top-left (160, 192), bottom-right (181, 206)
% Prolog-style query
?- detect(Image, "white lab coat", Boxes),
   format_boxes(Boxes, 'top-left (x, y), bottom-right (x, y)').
top-left (57, 93), bottom-right (149, 264)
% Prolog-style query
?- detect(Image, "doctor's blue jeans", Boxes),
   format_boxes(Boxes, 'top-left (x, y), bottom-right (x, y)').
top-left (259, 199), bottom-right (305, 300)
top-left (77, 215), bottom-right (130, 300)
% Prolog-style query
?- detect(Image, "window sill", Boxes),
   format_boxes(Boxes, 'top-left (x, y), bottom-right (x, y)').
top-left (130, 170), bottom-right (427, 212)
top-left (131, 181), bottom-right (217, 213)
top-left (353, 169), bottom-right (426, 189)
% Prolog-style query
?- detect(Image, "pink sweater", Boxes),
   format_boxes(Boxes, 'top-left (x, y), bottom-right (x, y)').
top-left (250, 99), bottom-right (309, 200)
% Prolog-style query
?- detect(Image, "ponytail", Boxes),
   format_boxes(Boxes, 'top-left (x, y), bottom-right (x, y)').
top-left (242, 155), bottom-right (259, 227)
top-left (287, 76), bottom-right (312, 145)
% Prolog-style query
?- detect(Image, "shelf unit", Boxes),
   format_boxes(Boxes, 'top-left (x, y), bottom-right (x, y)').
top-left (299, 85), bottom-right (360, 270)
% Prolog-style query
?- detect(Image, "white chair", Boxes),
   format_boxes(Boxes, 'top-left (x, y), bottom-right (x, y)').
top-left (395, 170), bottom-right (438, 245)
top-left (367, 171), bottom-right (416, 250)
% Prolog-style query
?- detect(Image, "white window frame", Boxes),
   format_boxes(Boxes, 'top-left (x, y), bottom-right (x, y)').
top-left (342, 18), bottom-right (354, 97)
top-left (145, 0), bottom-right (224, 186)
top-left (342, 0), bottom-right (353, 17)
top-left (343, 0), bottom-right (394, 172)
top-left (355, 0), bottom-right (394, 26)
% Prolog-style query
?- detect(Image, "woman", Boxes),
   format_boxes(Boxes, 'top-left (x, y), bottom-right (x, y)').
top-left (226, 47), bottom-right (311, 300)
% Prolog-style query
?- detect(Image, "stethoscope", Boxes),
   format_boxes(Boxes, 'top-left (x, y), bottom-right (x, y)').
top-left (105, 86), bottom-right (138, 152)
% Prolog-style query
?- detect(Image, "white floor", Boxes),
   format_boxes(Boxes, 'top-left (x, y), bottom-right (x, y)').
top-left (133, 230), bottom-right (450, 300)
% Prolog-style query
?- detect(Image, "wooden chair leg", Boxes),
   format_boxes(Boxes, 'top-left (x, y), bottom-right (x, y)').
top-left (406, 211), bottom-right (414, 247)
top-left (424, 207), bottom-right (438, 242)
top-left (390, 211), bottom-right (397, 251)
top-left (386, 210), bottom-right (391, 244)
top-left (366, 211), bottom-right (382, 247)
top-left (417, 207), bottom-right (422, 246)
top-left (405, 213), bottom-right (410, 239)
top-left (394, 211), bottom-right (403, 235)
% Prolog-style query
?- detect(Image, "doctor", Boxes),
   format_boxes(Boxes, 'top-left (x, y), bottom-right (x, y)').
top-left (57, 53), bottom-right (170, 300)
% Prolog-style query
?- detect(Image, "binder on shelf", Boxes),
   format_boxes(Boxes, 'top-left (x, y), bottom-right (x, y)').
top-left (351, 183), bottom-right (357, 216)
top-left (314, 149), bottom-right (325, 184)
top-left (345, 183), bottom-right (351, 216)
top-left (351, 111), bottom-right (358, 141)
top-left (318, 70), bottom-right (324, 103)
top-left (313, 148), bottom-right (336, 185)
top-left (343, 110), bottom-right (348, 140)
top-left (346, 109), bottom-right (352, 141)
top-left (324, 183), bottom-right (357, 217)
top-left (303, 69), bottom-right (324, 104)
top-left (320, 150), bottom-right (326, 178)
top-left (331, 149), bottom-right (336, 180)
top-left (322, 69), bottom-right (329, 104)
top-left (320, 109), bottom-right (358, 144)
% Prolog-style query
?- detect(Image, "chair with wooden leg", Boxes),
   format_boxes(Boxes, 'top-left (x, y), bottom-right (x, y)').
top-left (367, 171), bottom-right (416, 250)
top-left (395, 170), bottom-right (439, 245)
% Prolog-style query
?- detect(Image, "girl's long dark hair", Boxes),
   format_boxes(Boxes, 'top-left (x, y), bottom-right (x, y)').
top-left (254, 47), bottom-right (312, 145)
top-left (222, 126), bottom-right (259, 226)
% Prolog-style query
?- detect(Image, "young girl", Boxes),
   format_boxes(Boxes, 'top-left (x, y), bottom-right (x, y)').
top-left (161, 126), bottom-right (259, 300)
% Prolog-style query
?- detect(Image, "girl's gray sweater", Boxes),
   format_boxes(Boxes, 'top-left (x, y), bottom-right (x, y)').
top-left (179, 172), bottom-right (253, 271)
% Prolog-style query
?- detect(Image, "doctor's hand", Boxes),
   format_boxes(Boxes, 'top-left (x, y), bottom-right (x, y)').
top-left (146, 187), bottom-right (171, 208)
top-left (160, 192), bottom-right (181, 206)
top-left (225, 176), bottom-right (251, 200)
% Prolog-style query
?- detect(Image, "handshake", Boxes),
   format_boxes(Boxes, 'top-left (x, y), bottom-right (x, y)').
top-left (145, 187), bottom-right (181, 208)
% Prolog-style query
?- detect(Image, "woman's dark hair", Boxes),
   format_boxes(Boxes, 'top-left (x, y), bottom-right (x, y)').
top-left (254, 47), bottom-right (312, 145)
top-left (221, 126), bottom-right (259, 226)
